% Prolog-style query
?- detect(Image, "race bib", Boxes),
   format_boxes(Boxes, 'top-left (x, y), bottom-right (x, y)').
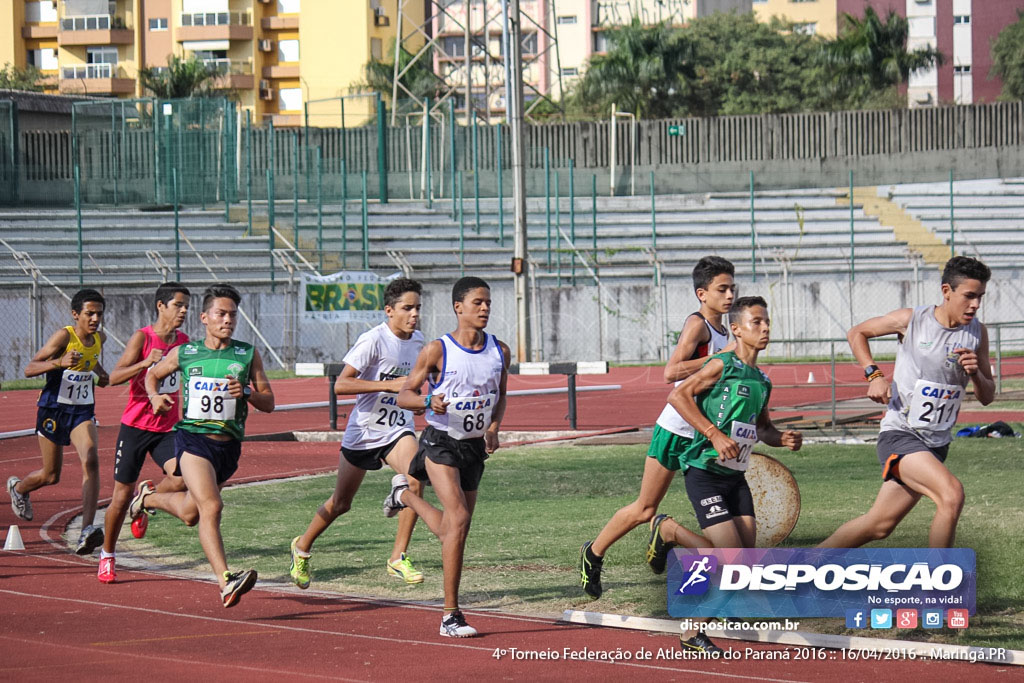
top-left (906, 379), bottom-right (963, 432)
top-left (57, 369), bottom-right (95, 405)
top-left (718, 421), bottom-right (756, 472)
top-left (366, 393), bottom-right (412, 433)
top-left (447, 393), bottom-right (495, 440)
top-left (157, 370), bottom-right (180, 395)
top-left (185, 376), bottom-right (236, 421)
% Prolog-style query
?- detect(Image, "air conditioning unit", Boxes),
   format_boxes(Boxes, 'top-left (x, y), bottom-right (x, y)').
top-left (260, 87), bottom-right (275, 101)
top-left (259, 79), bottom-right (270, 89)
top-left (374, 7), bottom-right (389, 27)
top-left (259, 39), bottom-right (274, 52)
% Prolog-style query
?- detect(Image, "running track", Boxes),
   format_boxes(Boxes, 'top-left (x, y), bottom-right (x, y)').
top-left (2, 367), bottom-right (1022, 680)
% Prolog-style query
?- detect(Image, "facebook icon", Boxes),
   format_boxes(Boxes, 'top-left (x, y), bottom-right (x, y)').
top-left (845, 609), bottom-right (867, 629)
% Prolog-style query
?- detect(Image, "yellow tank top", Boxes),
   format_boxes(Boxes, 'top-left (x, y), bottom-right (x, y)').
top-left (64, 325), bottom-right (102, 371)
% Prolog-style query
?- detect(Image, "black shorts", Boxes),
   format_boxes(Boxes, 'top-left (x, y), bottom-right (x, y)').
top-left (36, 406), bottom-right (94, 447)
top-left (408, 425), bottom-right (487, 492)
top-left (684, 467), bottom-right (755, 529)
top-left (342, 431), bottom-right (415, 471)
top-left (174, 429), bottom-right (241, 486)
top-left (877, 430), bottom-right (949, 487)
top-left (113, 423), bottom-right (177, 484)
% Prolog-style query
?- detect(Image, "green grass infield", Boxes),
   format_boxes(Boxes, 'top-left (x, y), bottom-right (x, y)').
top-left (137, 438), bottom-right (1024, 650)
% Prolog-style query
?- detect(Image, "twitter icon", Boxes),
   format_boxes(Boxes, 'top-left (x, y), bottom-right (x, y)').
top-left (871, 609), bottom-right (893, 629)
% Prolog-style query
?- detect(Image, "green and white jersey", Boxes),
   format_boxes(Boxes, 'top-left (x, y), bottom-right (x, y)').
top-left (177, 339), bottom-right (254, 441)
top-left (682, 351), bottom-right (772, 477)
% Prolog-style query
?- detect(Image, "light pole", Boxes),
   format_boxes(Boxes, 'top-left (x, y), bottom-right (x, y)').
top-left (507, 0), bottom-right (530, 361)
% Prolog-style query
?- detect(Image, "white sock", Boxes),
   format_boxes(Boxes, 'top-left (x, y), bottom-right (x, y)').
top-left (100, 550), bottom-right (115, 559)
top-left (396, 488), bottom-right (405, 505)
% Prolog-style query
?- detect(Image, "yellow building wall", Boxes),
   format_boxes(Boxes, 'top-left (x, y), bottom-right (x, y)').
top-left (753, 0), bottom-right (837, 38)
top-left (1, 1), bottom-right (27, 68)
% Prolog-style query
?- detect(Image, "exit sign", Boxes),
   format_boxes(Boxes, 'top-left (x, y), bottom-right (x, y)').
top-left (668, 124), bottom-right (685, 136)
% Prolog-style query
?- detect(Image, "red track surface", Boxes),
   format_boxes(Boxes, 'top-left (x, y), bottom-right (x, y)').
top-left (2, 364), bottom-right (1022, 680)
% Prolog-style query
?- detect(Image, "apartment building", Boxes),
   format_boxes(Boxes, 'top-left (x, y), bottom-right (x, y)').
top-left (1, 1), bottom-right (425, 125)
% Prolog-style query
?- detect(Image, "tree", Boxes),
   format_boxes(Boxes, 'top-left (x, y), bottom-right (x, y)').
top-left (0, 63), bottom-right (45, 92)
top-left (991, 11), bottom-right (1024, 100)
top-left (358, 44), bottom-right (447, 114)
top-left (821, 7), bottom-right (943, 108)
top-left (139, 55), bottom-right (220, 99)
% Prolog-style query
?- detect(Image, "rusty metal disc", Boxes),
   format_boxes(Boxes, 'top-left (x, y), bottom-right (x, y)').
top-left (747, 452), bottom-right (801, 547)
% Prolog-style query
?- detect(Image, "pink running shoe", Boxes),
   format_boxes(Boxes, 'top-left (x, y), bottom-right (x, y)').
top-left (131, 511), bottom-right (149, 539)
top-left (97, 557), bottom-right (116, 584)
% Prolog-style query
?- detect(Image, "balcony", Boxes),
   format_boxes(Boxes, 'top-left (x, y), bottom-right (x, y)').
top-left (177, 11), bottom-right (253, 42)
top-left (261, 64), bottom-right (299, 79)
top-left (261, 15), bottom-right (299, 30)
top-left (22, 24), bottom-right (59, 39)
top-left (59, 63), bottom-right (135, 94)
top-left (205, 59), bottom-right (255, 90)
top-left (59, 15), bottom-right (133, 45)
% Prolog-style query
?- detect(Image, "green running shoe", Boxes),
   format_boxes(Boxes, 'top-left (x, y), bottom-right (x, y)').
top-left (289, 536), bottom-right (311, 589)
top-left (579, 541), bottom-right (603, 599)
top-left (387, 553), bottom-right (424, 584)
top-left (645, 513), bottom-right (676, 575)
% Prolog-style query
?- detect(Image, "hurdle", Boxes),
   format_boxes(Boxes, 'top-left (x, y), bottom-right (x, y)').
top-left (509, 361), bottom-right (610, 429)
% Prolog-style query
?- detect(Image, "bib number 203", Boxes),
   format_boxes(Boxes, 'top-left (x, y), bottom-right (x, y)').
top-left (375, 408), bottom-right (407, 428)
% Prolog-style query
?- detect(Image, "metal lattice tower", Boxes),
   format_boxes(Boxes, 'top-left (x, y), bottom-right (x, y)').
top-left (391, 0), bottom-right (564, 123)
top-left (592, 0), bottom-right (690, 28)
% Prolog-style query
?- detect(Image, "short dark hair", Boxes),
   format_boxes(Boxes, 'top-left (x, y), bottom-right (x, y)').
top-left (692, 256), bottom-right (735, 292)
top-left (384, 277), bottom-right (422, 309)
top-left (202, 284), bottom-right (241, 312)
top-left (941, 256), bottom-right (990, 289)
top-left (155, 282), bottom-right (190, 311)
top-left (729, 295), bottom-right (767, 325)
top-left (71, 288), bottom-right (105, 313)
top-left (452, 276), bottom-right (490, 304)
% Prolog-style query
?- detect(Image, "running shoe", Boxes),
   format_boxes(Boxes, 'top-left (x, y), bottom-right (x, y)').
top-left (76, 525), bottom-right (104, 555)
top-left (579, 540), bottom-right (603, 599)
top-left (680, 633), bottom-right (724, 655)
top-left (130, 510), bottom-right (150, 539)
top-left (289, 536), bottom-right (311, 589)
top-left (128, 479), bottom-right (155, 520)
top-left (387, 553), bottom-right (424, 584)
top-left (221, 569), bottom-right (258, 608)
top-left (645, 513), bottom-right (677, 575)
top-left (97, 556), bottom-right (116, 584)
top-left (383, 474), bottom-right (409, 518)
top-left (440, 610), bottom-right (478, 638)
top-left (7, 476), bottom-right (32, 521)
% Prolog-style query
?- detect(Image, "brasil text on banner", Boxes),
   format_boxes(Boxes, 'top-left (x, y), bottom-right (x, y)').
top-left (667, 548), bottom-right (976, 618)
top-left (301, 271), bottom-right (399, 323)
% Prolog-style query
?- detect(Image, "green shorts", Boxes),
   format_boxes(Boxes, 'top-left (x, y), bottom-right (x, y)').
top-left (646, 424), bottom-right (694, 472)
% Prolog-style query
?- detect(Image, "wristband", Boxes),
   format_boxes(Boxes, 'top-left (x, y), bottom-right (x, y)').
top-left (424, 394), bottom-right (432, 408)
top-left (865, 370), bottom-right (884, 382)
top-left (702, 424), bottom-right (716, 438)
top-left (148, 393), bottom-right (159, 400)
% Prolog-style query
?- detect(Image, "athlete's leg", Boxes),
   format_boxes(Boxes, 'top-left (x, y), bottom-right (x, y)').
top-left (155, 458), bottom-right (185, 493)
top-left (818, 479), bottom-right (921, 548)
top-left (295, 456), bottom-right (368, 553)
top-left (734, 515), bottom-right (757, 548)
top-left (178, 452), bottom-right (231, 586)
top-left (591, 456), bottom-right (677, 557)
top-left (142, 467), bottom-right (201, 526)
top-left (18, 435), bottom-right (64, 493)
top-left (69, 419), bottom-right (100, 529)
top-left (398, 480), bottom-right (445, 536)
top-left (102, 480), bottom-right (133, 553)
top-left (891, 452), bottom-right (965, 548)
top-left (657, 516), bottom-right (709, 549)
top-left (425, 459), bottom-right (477, 611)
top-left (678, 519), bottom-right (744, 641)
top-left (382, 435), bottom-right (421, 562)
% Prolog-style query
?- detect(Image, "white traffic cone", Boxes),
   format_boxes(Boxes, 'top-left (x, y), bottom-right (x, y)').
top-left (4, 524), bottom-right (25, 550)
top-left (806, 372), bottom-right (817, 383)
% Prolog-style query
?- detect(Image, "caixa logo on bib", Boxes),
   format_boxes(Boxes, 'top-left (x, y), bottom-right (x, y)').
top-left (666, 548), bottom-right (975, 618)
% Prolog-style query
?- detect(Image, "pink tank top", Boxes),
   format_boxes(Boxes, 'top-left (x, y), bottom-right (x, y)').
top-left (121, 326), bottom-right (189, 432)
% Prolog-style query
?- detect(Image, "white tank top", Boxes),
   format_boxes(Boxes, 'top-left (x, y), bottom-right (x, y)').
top-left (426, 333), bottom-right (505, 440)
top-left (655, 313), bottom-right (730, 437)
top-left (879, 305), bottom-right (981, 448)
top-left (341, 323), bottom-right (425, 450)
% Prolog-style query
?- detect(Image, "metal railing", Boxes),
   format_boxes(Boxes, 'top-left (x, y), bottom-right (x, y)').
top-left (61, 15), bottom-right (112, 30)
top-left (204, 58), bottom-right (253, 75)
top-left (61, 63), bottom-right (115, 79)
top-left (180, 11), bottom-right (251, 27)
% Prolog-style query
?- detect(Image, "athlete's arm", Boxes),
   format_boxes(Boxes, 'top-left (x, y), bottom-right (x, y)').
top-left (92, 331), bottom-right (110, 386)
top-left (847, 308), bottom-right (912, 405)
top-left (109, 329), bottom-right (162, 385)
top-left (957, 324), bottom-right (995, 406)
top-left (334, 363), bottom-right (406, 396)
top-left (756, 407), bottom-right (802, 451)
top-left (669, 358), bottom-right (742, 460)
top-left (145, 346), bottom-right (180, 415)
top-left (233, 348), bottom-right (274, 413)
top-left (484, 340), bottom-right (511, 454)
top-left (23, 328), bottom-right (73, 377)
top-left (397, 340), bottom-right (449, 414)
top-left (663, 315), bottom-right (711, 383)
